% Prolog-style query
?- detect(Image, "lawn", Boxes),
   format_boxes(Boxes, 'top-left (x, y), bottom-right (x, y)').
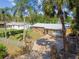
top-left (27, 29), bottom-right (44, 41)
top-left (0, 28), bottom-right (43, 56)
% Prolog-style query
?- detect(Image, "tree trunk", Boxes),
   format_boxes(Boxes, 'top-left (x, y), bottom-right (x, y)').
top-left (23, 17), bottom-right (26, 45)
top-left (60, 14), bottom-right (68, 59)
top-left (51, 45), bottom-right (58, 59)
top-left (3, 12), bottom-right (7, 39)
top-left (4, 20), bottom-right (7, 39)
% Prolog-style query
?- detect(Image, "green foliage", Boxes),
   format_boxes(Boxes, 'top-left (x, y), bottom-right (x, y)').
top-left (0, 29), bottom-right (29, 40)
top-left (43, 0), bottom-right (54, 16)
top-left (70, 2), bottom-right (79, 32)
top-left (64, 17), bottom-right (72, 23)
top-left (27, 13), bottom-right (59, 24)
top-left (15, 33), bottom-right (23, 40)
top-left (0, 44), bottom-right (8, 59)
top-left (0, 8), bottom-right (12, 22)
top-left (8, 30), bottom-right (30, 41)
top-left (0, 29), bottom-right (23, 38)
top-left (31, 15), bottom-right (46, 23)
top-left (50, 17), bottom-right (58, 23)
top-left (13, 0), bottom-right (29, 19)
top-left (0, 29), bottom-right (5, 37)
top-left (6, 30), bottom-right (23, 36)
top-left (9, 33), bottom-right (23, 40)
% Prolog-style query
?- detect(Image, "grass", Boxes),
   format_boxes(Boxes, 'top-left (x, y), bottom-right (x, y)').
top-left (27, 29), bottom-right (43, 41)
top-left (0, 28), bottom-right (5, 33)
top-left (0, 41), bottom-right (21, 56)
top-left (0, 28), bottom-right (43, 56)
top-left (0, 28), bottom-right (22, 56)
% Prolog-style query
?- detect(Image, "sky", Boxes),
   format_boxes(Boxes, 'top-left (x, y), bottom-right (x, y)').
top-left (0, 0), bottom-right (15, 8)
top-left (0, 0), bottom-right (44, 14)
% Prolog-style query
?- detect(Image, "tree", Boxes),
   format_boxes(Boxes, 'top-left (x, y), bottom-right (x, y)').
top-left (13, 0), bottom-right (28, 21)
top-left (69, 0), bottom-right (79, 45)
top-left (13, 1), bottom-right (33, 55)
top-left (0, 8), bottom-right (12, 39)
top-left (13, 0), bottom-right (28, 42)
top-left (2, 10), bottom-right (6, 39)
top-left (43, 0), bottom-right (68, 58)
top-left (43, 0), bottom-right (54, 17)
top-left (68, 0), bottom-right (76, 10)
top-left (75, 0), bottom-right (79, 32)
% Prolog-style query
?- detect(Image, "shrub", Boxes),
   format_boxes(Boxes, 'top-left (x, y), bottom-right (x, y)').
top-left (6, 30), bottom-right (23, 37)
top-left (9, 33), bottom-right (23, 40)
top-left (0, 29), bottom-right (23, 38)
top-left (14, 33), bottom-right (23, 41)
top-left (0, 44), bottom-right (8, 59)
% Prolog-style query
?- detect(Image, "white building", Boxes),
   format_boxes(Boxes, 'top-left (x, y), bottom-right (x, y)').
top-left (6, 22), bottom-right (31, 30)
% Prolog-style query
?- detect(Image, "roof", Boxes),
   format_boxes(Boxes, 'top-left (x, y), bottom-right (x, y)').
top-left (32, 23), bottom-right (70, 30)
top-left (0, 22), bottom-right (5, 24)
top-left (32, 23), bottom-right (45, 28)
top-left (6, 22), bottom-right (30, 26)
top-left (45, 24), bottom-right (62, 30)
top-left (32, 23), bottom-right (62, 30)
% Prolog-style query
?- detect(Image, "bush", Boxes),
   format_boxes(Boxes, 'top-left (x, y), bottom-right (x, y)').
top-left (9, 33), bottom-right (23, 40)
top-left (0, 32), bottom-right (5, 37)
top-left (0, 44), bottom-right (8, 59)
top-left (6, 30), bottom-right (23, 37)
top-left (14, 33), bottom-right (23, 41)
top-left (0, 29), bottom-right (23, 38)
